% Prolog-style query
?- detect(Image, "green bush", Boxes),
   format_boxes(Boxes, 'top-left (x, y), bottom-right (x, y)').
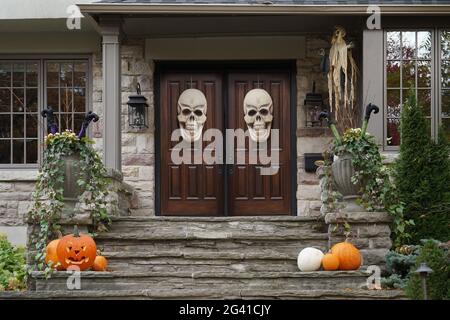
top-left (382, 245), bottom-right (420, 289)
top-left (405, 240), bottom-right (450, 300)
top-left (0, 234), bottom-right (27, 291)
top-left (395, 91), bottom-right (450, 243)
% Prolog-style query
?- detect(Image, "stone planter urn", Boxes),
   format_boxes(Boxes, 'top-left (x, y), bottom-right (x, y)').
top-left (59, 154), bottom-right (85, 201)
top-left (331, 152), bottom-right (361, 199)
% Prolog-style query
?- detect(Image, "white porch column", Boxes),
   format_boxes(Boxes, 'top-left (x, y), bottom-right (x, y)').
top-left (100, 18), bottom-right (122, 171)
top-left (363, 29), bottom-right (384, 145)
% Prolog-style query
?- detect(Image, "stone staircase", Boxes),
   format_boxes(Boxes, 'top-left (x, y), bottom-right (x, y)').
top-left (22, 215), bottom-right (405, 299)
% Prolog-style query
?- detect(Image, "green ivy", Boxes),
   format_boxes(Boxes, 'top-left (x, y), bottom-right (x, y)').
top-left (27, 130), bottom-right (111, 275)
top-left (0, 234), bottom-right (26, 291)
top-left (324, 128), bottom-right (414, 247)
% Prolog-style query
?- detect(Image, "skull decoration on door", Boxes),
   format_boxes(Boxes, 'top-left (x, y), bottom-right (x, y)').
top-left (243, 88), bottom-right (273, 142)
top-left (177, 88), bottom-right (207, 142)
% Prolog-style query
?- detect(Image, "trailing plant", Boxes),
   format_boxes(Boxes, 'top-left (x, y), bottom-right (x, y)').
top-left (405, 239), bottom-right (450, 300)
top-left (27, 130), bottom-right (111, 274)
top-left (395, 91), bottom-right (450, 243)
top-left (0, 234), bottom-right (26, 291)
top-left (329, 128), bottom-right (414, 247)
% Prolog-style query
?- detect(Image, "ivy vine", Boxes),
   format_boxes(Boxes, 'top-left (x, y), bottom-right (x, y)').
top-left (321, 128), bottom-right (414, 247)
top-left (27, 130), bottom-right (111, 274)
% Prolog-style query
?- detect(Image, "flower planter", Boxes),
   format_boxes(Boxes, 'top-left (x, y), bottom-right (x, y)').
top-left (331, 152), bottom-right (361, 198)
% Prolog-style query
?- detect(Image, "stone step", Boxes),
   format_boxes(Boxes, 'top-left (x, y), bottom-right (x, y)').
top-left (0, 288), bottom-right (406, 300)
top-left (101, 216), bottom-right (328, 239)
top-left (102, 250), bottom-right (302, 272)
top-left (31, 271), bottom-right (369, 292)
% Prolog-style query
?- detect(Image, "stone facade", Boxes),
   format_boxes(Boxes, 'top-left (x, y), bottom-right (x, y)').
top-left (0, 35), bottom-right (355, 231)
top-left (296, 35), bottom-right (333, 216)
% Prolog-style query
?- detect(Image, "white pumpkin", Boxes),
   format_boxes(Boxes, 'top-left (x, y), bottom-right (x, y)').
top-left (297, 247), bottom-right (324, 271)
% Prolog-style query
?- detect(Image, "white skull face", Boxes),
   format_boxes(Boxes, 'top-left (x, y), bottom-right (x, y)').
top-left (177, 88), bottom-right (207, 142)
top-left (243, 89), bottom-right (273, 142)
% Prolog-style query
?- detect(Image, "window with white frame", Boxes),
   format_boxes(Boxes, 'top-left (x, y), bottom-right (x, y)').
top-left (0, 59), bottom-right (89, 167)
top-left (385, 30), bottom-right (450, 149)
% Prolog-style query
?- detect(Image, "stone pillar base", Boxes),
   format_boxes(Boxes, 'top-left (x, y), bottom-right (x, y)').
top-left (325, 211), bottom-right (392, 270)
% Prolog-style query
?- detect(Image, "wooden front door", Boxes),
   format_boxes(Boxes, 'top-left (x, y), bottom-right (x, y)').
top-left (227, 72), bottom-right (291, 215)
top-left (160, 72), bottom-right (224, 215)
top-left (159, 67), bottom-right (292, 216)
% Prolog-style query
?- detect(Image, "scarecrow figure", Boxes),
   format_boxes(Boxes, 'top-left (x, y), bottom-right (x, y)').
top-left (327, 26), bottom-right (359, 130)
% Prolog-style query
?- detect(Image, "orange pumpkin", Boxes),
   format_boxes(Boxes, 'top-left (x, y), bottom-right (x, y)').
top-left (331, 241), bottom-right (362, 270)
top-left (322, 253), bottom-right (340, 271)
top-left (45, 239), bottom-right (64, 271)
top-left (92, 255), bottom-right (108, 271)
top-left (56, 225), bottom-right (97, 271)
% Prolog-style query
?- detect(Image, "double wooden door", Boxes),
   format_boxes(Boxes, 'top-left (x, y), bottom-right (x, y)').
top-left (159, 68), bottom-right (292, 216)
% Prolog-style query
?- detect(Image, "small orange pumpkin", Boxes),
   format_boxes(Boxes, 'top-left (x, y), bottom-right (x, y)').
top-left (45, 239), bottom-right (64, 271)
top-left (56, 225), bottom-right (97, 271)
top-left (92, 255), bottom-right (108, 271)
top-left (331, 241), bottom-right (362, 270)
top-left (322, 253), bottom-right (340, 271)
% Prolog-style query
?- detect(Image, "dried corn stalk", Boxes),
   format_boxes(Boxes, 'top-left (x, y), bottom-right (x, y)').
top-left (327, 26), bottom-right (359, 131)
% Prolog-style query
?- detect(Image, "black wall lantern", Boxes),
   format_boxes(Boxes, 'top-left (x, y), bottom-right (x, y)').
top-left (127, 83), bottom-right (148, 129)
top-left (304, 81), bottom-right (325, 127)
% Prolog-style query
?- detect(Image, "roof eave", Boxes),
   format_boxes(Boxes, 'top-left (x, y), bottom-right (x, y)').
top-left (77, 3), bottom-right (450, 15)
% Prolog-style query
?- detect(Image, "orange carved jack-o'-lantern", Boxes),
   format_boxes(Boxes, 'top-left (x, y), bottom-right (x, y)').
top-left (56, 225), bottom-right (97, 271)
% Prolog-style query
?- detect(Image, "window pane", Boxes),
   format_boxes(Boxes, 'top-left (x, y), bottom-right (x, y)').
top-left (60, 88), bottom-right (73, 113)
top-left (74, 88), bottom-right (86, 112)
top-left (402, 31), bottom-right (416, 59)
top-left (26, 114), bottom-right (38, 138)
top-left (417, 61), bottom-right (431, 87)
top-left (0, 63), bottom-right (11, 87)
top-left (402, 61), bottom-right (415, 88)
top-left (387, 61), bottom-right (401, 87)
top-left (387, 89), bottom-right (401, 118)
top-left (74, 113), bottom-right (85, 134)
top-left (26, 88), bottom-right (38, 112)
top-left (0, 88), bottom-right (10, 112)
top-left (47, 88), bottom-right (59, 112)
top-left (0, 114), bottom-right (11, 138)
top-left (46, 62), bottom-right (59, 87)
top-left (60, 63), bottom-right (73, 87)
top-left (74, 62), bottom-right (87, 87)
top-left (12, 115), bottom-right (24, 138)
top-left (441, 31), bottom-right (450, 60)
top-left (418, 89), bottom-right (431, 117)
top-left (417, 31), bottom-right (432, 59)
top-left (60, 114), bottom-right (73, 131)
top-left (443, 118), bottom-right (450, 141)
top-left (0, 140), bottom-right (10, 163)
top-left (442, 60), bottom-right (450, 89)
top-left (12, 140), bottom-right (24, 164)
top-left (26, 139), bottom-right (37, 163)
top-left (442, 89), bottom-right (450, 117)
top-left (26, 62), bottom-right (38, 87)
top-left (12, 63), bottom-right (25, 87)
top-left (12, 89), bottom-right (24, 112)
top-left (387, 32), bottom-right (401, 60)
top-left (387, 118), bottom-right (401, 146)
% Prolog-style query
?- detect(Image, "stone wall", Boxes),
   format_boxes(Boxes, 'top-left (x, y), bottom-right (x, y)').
top-left (91, 39), bottom-right (155, 216)
top-left (296, 35), bottom-right (333, 216)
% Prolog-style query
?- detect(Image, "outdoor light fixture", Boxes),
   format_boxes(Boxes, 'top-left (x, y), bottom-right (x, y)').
top-left (304, 81), bottom-right (325, 127)
top-left (414, 263), bottom-right (433, 300)
top-left (127, 83), bottom-right (148, 129)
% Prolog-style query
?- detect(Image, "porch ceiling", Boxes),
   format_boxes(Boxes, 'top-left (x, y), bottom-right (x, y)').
top-left (120, 15), bottom-right (363, 38)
